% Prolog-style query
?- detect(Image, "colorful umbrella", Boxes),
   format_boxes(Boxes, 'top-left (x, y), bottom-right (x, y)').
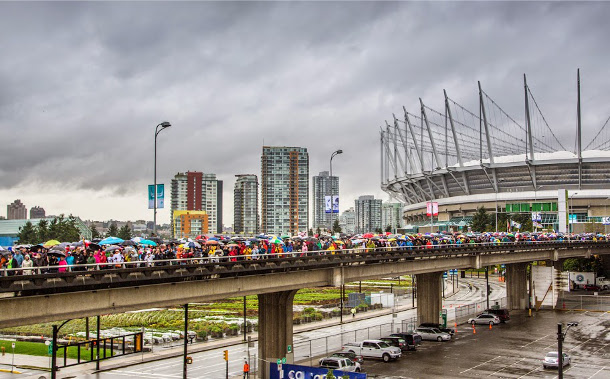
top-left (43, 240), bottom-right (61, 247)
top-left (139, 239), bottom-right (158, 247)
top-left (99, 237), bottom-right (125, 245)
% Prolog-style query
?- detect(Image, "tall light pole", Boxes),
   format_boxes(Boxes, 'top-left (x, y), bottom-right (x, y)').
top-left (569, 192), bottom-right (578, 238)
top-left (329, 149), bottom-right (343, 232)
top-left (154, 121), bottom-right (172, 236)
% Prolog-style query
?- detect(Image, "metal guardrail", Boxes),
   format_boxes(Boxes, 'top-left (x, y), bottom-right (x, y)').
top-left (1, 241), bottom-right (607, 296)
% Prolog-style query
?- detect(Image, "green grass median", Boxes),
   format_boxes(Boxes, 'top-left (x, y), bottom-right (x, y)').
top-left (0, 340), bottom-right (112, 361)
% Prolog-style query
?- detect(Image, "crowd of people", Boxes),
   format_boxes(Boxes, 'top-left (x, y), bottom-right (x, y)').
top-left (1, 231), bottom-right (608, 276)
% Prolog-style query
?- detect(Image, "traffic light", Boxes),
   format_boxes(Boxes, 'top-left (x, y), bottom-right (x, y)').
top-left (223, 350), bottom-right (228, 361)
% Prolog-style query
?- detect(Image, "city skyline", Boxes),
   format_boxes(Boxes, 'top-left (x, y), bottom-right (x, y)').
top-left (1, 2), bottom-right (610, 225)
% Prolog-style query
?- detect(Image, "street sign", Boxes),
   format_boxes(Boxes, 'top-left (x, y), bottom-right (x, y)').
top-left (287, 345), bottom-right (292, 353)
top-left (12, 342), bottom-right (15, 349)
top-left (277, 359), bottom-right (281, 365)
top-left (282, 357), bottom-right (286, 364)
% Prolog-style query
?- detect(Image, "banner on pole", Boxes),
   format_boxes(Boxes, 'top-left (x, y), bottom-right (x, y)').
top-left (325, 196), bottom-right (332, 213)
top-left (332, 195), bottom-right (339, 214)
top-left (426, 202), bottom-right (439, 216)
top-left (148, 185), bottom-right (155, 209)
top-left (156, 184), bottom-right (165, 209)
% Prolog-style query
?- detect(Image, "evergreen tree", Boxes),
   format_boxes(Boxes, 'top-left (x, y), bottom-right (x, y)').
top-left (316, 226), bottom-right (321, 236)
top-left (308, 228), bottom-right (313, 236)
top-left (36, 219), bottom-right (50, 243)
top-left (118, 224), bottom-right (132, 240)
top-left (106, 222), bottom-right (119, 237)
top-left (374, 227), bottom-right (382, 234)
top-left (17, 221), bottom-right (38, 244)
top-left (332, 219), bottom-right (342, 234)
top-left (385, 224), bottom-right (392, 233)
top-left (471, 206), bottom-right (492, 232)
top-left (90, 224), bottom-right (101, 239)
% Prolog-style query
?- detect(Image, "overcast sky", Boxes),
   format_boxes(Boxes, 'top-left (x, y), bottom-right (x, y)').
top-left (1, 1), bottom-right (610, 227)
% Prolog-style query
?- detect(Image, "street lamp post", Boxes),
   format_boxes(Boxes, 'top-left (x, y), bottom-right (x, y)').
top-left (557, 322), bottom-right (578, 379)
top-left (154, 121), bottom-right (172, 236)
top-left (569, 192), bottom-right (578, 240)
top-left (329, 149), bottom-right (343, 232)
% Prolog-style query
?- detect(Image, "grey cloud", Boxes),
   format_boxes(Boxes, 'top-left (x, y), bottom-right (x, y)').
top-left (1, 1), bottom-right (610, 223)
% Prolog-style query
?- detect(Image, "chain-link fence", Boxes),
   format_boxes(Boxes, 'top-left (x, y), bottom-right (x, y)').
top-left (292, 317), bottom-right (414, 365)
top-left (448, 297), bottom-right (507, 325)
top-left (557, 294), bottom-right (610, 311)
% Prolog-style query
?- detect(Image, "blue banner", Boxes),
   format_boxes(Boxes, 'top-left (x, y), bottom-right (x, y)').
top-left (148, 185), bottom-right (155, 209)
top-left (269, 363), bottom-right (366, 379)
top-left (156, 184), bottom-right (165, 209)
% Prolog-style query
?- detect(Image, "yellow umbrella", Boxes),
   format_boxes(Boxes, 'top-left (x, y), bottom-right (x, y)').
top-left (44, 240), bottom-right (61, 247)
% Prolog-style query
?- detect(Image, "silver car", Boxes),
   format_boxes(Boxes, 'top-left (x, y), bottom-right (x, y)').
top-left (543, 352), bottom-right (571, 369)
top-left (414, 327), bottom-right (451, 341)
top-left (468, 314), bottom-right (500, 325)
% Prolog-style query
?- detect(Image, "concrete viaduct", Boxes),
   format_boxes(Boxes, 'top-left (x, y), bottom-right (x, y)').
top-left (2, 241), bottom-right (609, 376)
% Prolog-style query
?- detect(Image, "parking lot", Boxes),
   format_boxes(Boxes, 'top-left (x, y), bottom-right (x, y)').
top-left (362, 309), bottom-right (610, 378)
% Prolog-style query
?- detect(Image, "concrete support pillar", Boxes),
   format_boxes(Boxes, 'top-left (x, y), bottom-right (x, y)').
top-left (258, 289), bottom-right (297, 378)
top-left (416, 271), bottom-right (442, 324)
top-left (506, 262), bottom-right (528, 310)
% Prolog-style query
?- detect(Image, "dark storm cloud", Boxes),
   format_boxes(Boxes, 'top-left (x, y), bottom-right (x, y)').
top-left (1, 1), bottom-right (610, 221)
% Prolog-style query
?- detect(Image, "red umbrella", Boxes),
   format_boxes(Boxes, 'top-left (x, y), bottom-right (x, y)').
top-left (363, 233), bottom-right (374, 239)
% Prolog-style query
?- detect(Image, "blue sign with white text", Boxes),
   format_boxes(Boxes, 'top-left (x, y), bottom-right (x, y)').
top-left (269, 363), bottom-right (367, 379)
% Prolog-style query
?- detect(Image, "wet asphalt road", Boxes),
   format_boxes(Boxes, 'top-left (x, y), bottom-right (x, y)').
top-left (363, 309), bottom-right (610, 378)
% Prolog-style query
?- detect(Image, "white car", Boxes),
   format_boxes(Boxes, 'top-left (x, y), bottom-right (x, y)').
top-left (468, 314), bottom-right (500, 325)
top-left (319, 357), bottom-right (362, 372)
top-left (414, 327), bottom-right (451, 341)
top-left (543, 351), bottom-right (571, 369)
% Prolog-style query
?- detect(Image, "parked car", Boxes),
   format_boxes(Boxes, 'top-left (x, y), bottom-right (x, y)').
top-left (331, 351), bottom-right (364, 365)
top-left (542, 351), bottom-right (571, 369)
top-left (583, 284), bottom-right (601, 291)
top-left (380, 336), bottom-right (409, 351)
top-left (419, 322), bottom-right (454, 335)
top-left (468, 314), bottom-right (500, 325)
top-left (484, 308), bottom-right (510, 322)
top-left (319, 357), bottom-right (361, 372)
top-left (341, 340), bottom-right (402, 362)
top-left (389, 332), bottom-right (422, 351)
top-left (414, 327), bottom-right (451, 342)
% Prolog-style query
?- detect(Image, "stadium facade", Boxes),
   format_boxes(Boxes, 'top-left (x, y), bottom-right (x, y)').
top-left (380, 72), bottom-right (610, 233)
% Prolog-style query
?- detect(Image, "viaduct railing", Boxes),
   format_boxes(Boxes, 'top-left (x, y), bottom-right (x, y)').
top-left (2, 241), bottom-right (608, 297)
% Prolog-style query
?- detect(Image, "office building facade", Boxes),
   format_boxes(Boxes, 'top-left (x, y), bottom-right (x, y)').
top-left (7, 200), bottom-right (27, 220)
top-left (339, 207), bottom-right (357, 234)
top-left (382, 202), bottom-right (404, 234)
top-left (30, 206), bottom-right (46, 219)
top-left (312, 171), bottom-right (339, 231)
top-left (355, 195), bottom-right (382, 233)
top-left (234, 174), bottom-right (259, 235)
top-left (170, 171), bottom-right (223, 234)
top-left (261, 146), bottom-right (309, 235)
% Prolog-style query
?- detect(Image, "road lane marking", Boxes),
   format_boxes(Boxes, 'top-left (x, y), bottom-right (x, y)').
top-left (459, 355), bottom-right (501, 374)
top-left (487, 357), bottom-right (526, 376)
top-left (517, 366), bottom-right (542, 378)
top-left (587, 366), bottom-right (607, 379)
top-left (520, 333), bottom-right (552, 348)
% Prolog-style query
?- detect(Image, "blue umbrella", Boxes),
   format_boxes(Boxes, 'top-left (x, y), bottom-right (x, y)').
top-left (99, 236), bottom-right (125, 245)
top-left (208, 237), bottom-right (220, 241)
top-left (139, 239), bottom-right (158, 247)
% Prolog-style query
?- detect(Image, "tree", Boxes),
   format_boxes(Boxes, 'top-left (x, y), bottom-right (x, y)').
top-left (374, 227), bottom-right (382, 234)
top-left (471, 206), bottom-right (492, 232)
top-left (316, 226), bottom-right (321, 236)
top-left (106, 222), bottom-right (119, 237)
top-left (118, 224), bottom-right (132, 240)
top-left (510, 213), bottom-right (533, 232)
top-left (90, 224), bottom-right (101, 239)
top-left (332, 219), bottom-right (342, 234)
top-left (17, 221), bottom-right (38, 244)
top-left (36, 219), bottom-right (50, 243)
top-left (308, 228), bottom-right (313, 236)
top-left (385, 224), bottom-right (392, 233)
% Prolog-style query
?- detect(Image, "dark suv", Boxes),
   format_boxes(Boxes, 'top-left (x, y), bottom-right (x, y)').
top-left (418, 323), bottom-right (454, 336)
top-left (484, 308), bottom-right (510, 322)
top-left (389, 332), bottom-right (421, 351)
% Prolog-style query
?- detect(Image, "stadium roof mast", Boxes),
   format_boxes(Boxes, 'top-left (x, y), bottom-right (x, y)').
top-left (478, 81), bottom-right (494, 164)
top-left (524, 74), bottom-right (538, 190)
top-left (577, 68), bottom-right (582, 189)
top-left (524, 74), bottom-right (535, 162)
